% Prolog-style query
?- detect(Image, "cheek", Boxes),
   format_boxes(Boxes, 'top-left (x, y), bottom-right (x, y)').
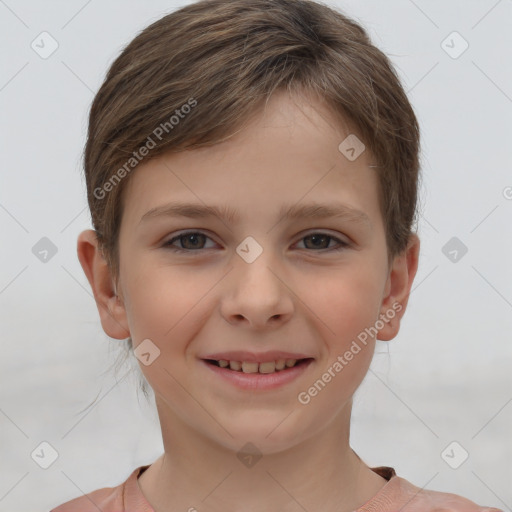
top-left (121, 263), bottom-right (214, 351)
top-left (302, 264), bottom-right (383, 346)
top-left (294, 270), bottom-right (380, 422)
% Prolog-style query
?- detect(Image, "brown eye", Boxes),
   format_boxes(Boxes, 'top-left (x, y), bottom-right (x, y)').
top-left (164, 231), bottom-right (215, 252)
top-left (303, 234), bottom-right (331, 249)
top-left (297, 233), bottom-right (349, 251)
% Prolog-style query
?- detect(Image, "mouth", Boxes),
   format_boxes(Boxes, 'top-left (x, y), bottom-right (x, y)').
top-left (203, 357), bottom-right (313, 374)
top-left (200, 356), bottom-right (315, 391)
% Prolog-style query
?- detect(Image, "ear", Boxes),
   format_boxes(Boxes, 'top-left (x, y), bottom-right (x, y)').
top-left (77, 229), bottom-right (130, 340)
top-left (377, 233), bottom-right (420, 341)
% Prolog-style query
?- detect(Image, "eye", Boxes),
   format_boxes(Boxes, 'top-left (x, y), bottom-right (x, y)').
top-left (294, 232), bottom-right (349, 252)
top-left (163, 231), bottom-right (217, 252)
top-left (163, 230), bottom-right (349, 253)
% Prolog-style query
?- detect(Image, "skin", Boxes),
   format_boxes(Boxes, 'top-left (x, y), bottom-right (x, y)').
top-left (78, 90), bottom-right (420, 512)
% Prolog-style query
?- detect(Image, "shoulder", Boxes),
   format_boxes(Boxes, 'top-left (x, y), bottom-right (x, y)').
top-left (50, 476), bottom-right (125, 512)
top-left (389, 476), bottom-right (503, 512)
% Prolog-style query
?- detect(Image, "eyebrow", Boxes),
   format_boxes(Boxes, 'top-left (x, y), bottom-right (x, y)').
top-left (139, 201), bottom-right (372, 228)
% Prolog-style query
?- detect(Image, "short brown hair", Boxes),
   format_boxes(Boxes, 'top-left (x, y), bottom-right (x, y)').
top-left (82, 0), bottom-right (422, 402)
top-left (84, 0), bottom-right (421, 286)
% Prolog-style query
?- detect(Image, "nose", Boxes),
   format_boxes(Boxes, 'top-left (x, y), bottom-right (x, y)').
top-left (220, 250), bottom-right (294, 330)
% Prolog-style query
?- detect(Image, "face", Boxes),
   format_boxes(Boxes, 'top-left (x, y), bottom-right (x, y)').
top-left (106, 91), bottom-right (412, 453)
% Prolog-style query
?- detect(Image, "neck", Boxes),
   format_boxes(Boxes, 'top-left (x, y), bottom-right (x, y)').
top-left (137, 397), bottom-right (387, 512)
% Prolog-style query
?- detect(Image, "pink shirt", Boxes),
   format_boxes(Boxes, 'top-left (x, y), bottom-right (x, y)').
top-left (50, 465), bottom-right (503, 511)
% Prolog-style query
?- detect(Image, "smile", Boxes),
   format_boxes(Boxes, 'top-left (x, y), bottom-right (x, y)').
top-left (205, 358), bottom-right (311, 374)
top-left (201, 357), bottom-right (314, 391)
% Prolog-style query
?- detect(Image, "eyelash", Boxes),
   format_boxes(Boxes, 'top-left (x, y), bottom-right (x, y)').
top-left (162, 230), bottom-right (350, 254)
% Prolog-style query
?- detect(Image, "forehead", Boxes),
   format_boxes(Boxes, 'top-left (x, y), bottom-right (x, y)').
top-left (120, 91), bottom-right (383, 231)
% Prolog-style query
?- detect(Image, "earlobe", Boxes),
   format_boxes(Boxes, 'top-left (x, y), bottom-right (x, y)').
top-left (377, 234), bottom-right (420, 341)
top-left (76, 229), bottom-right (130, 340)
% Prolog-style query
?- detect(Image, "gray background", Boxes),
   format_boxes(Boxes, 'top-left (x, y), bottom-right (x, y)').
top-left (0, 0), bottom-right (511, 510)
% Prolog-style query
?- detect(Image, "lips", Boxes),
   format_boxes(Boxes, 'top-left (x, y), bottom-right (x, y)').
top-left (201, 355), bottom-right (314, 390)
top-left (201, 350), bottom-right (314, 363)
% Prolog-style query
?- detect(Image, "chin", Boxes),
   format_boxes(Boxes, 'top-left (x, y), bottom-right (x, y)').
top-left (211, 415), bottom-right (309, 455)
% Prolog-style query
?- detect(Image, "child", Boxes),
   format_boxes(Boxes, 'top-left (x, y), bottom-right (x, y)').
top-left (51, 0), bottom-right (502, 510)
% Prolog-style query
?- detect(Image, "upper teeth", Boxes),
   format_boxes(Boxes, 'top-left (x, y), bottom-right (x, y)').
top-left (216, 359), bottom-right (299, 373)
